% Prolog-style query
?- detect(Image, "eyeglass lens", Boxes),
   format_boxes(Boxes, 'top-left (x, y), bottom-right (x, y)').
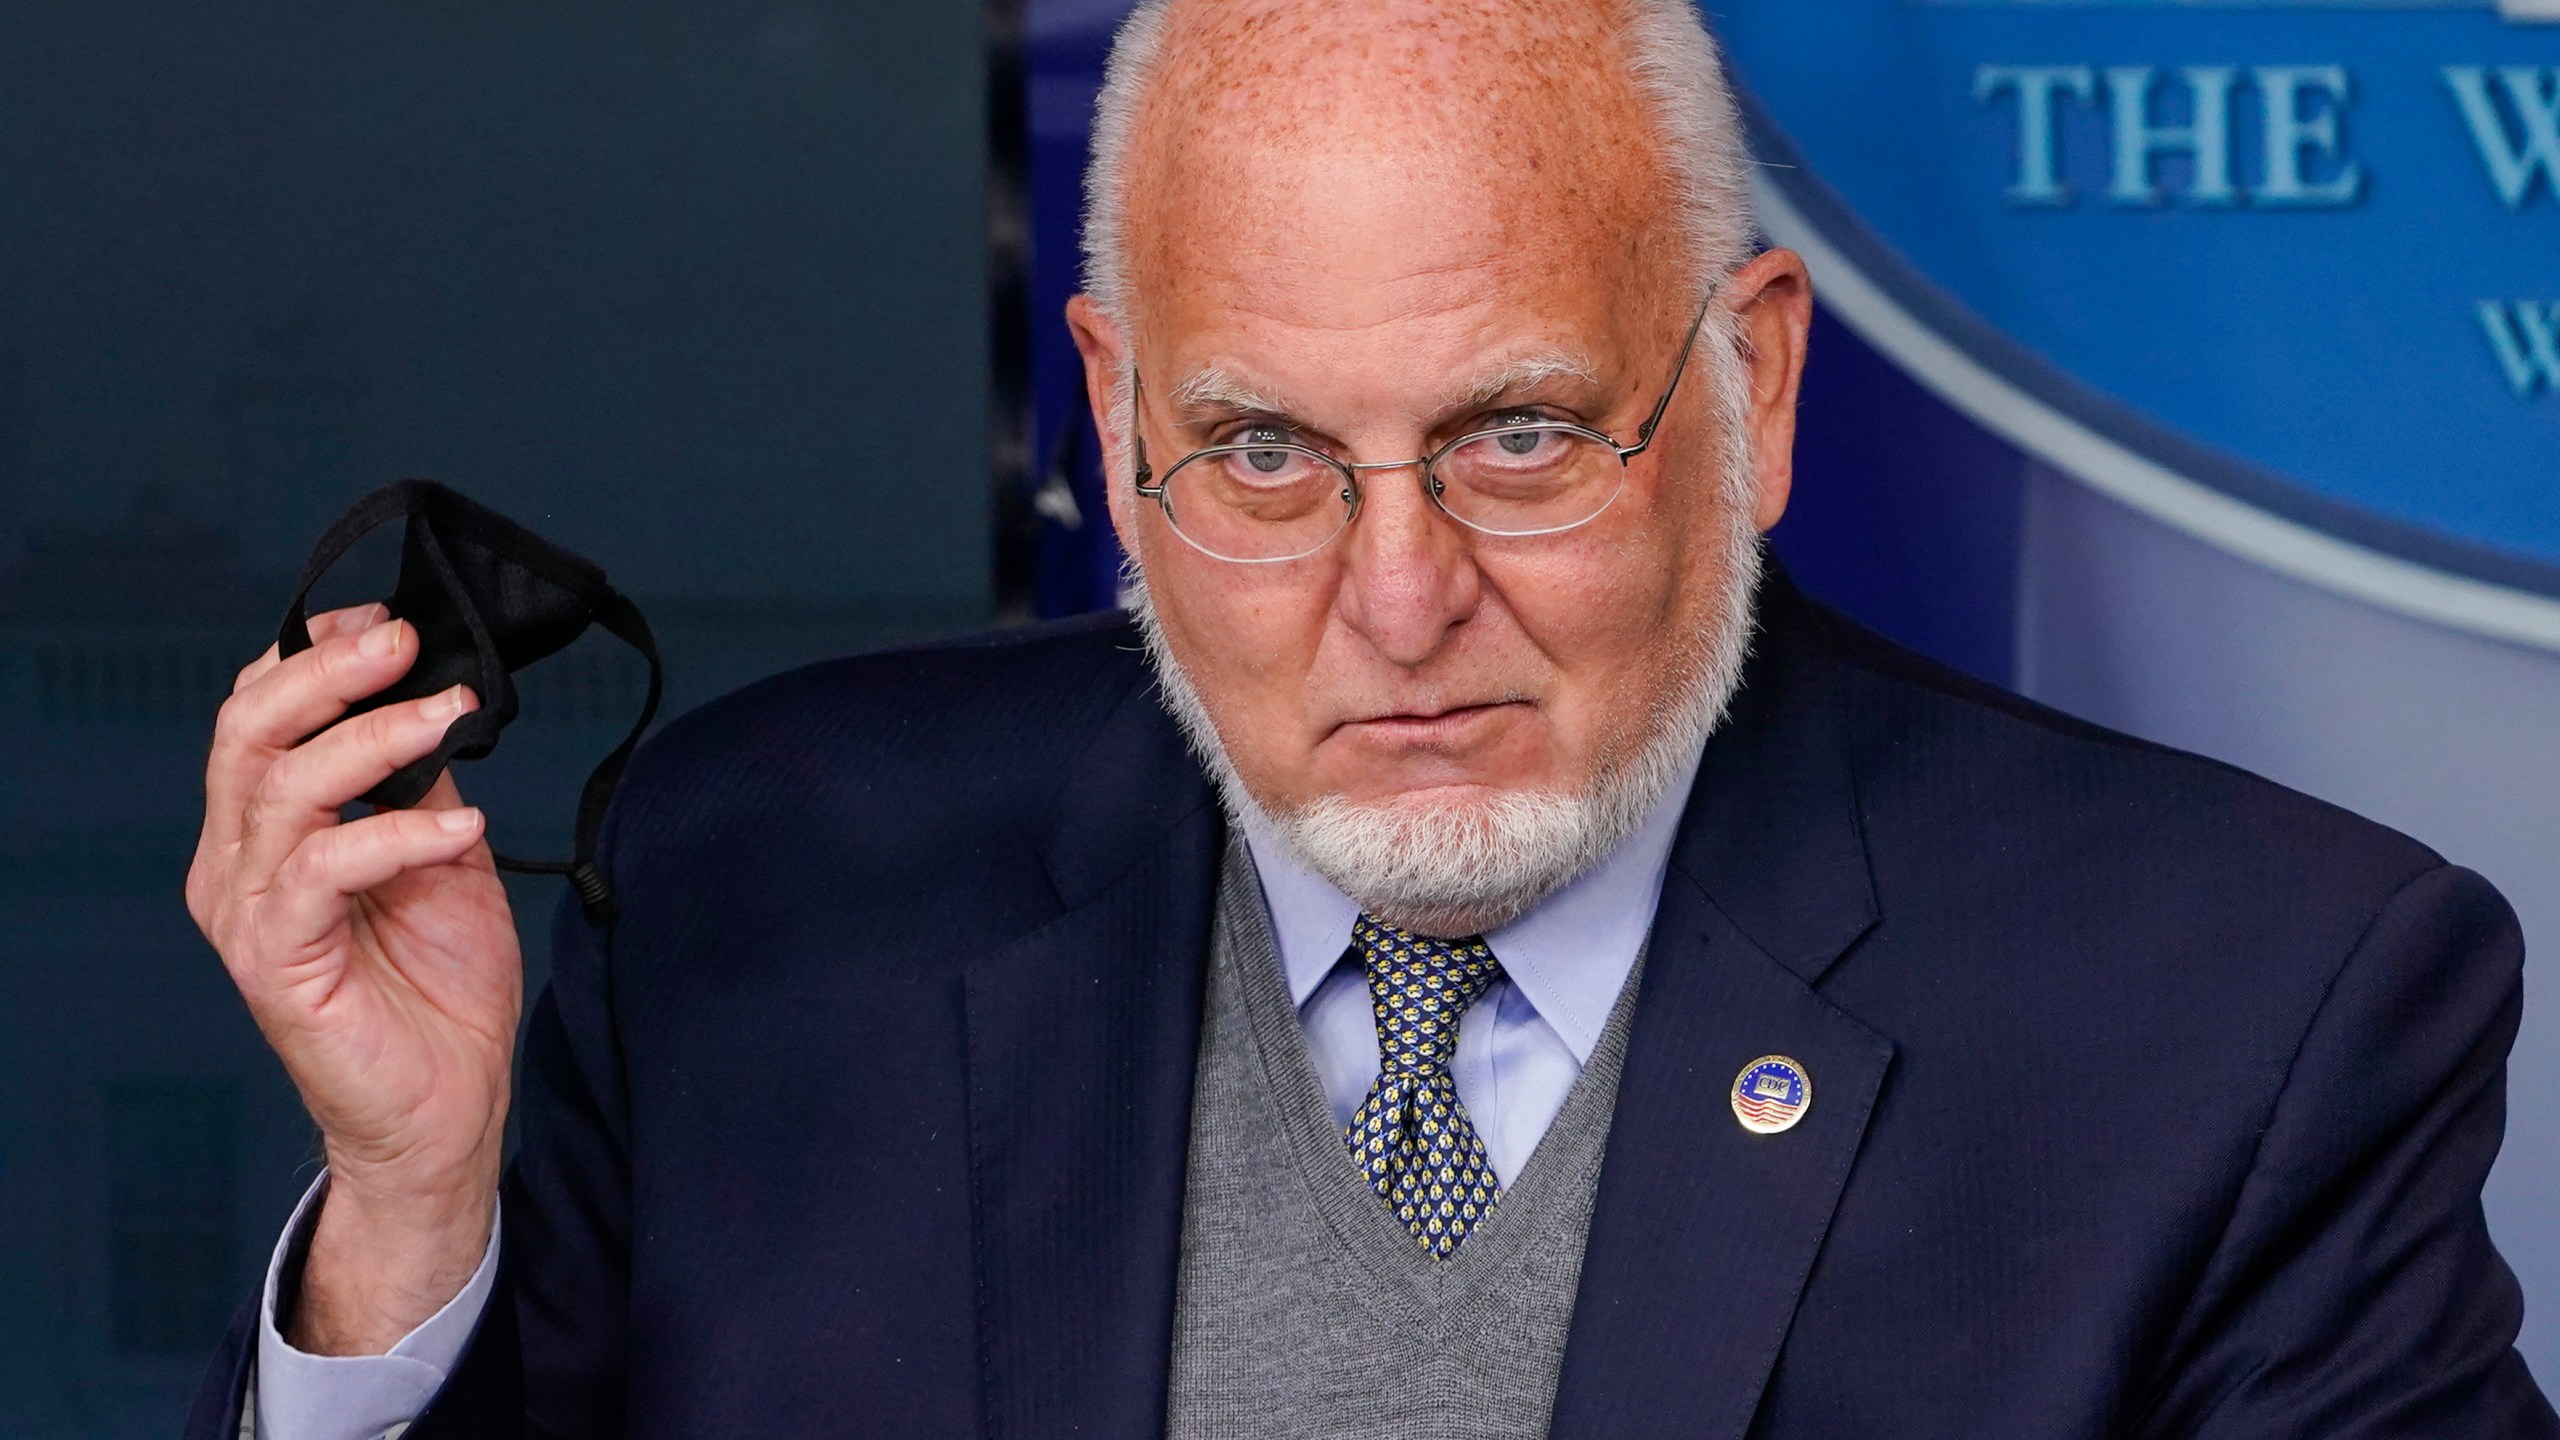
top-left (1157, 424), bottom-right (1625, 563)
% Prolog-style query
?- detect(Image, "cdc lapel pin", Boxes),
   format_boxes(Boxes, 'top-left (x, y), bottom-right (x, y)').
top-left (1731, 1055), bottom-right (1812, 1135)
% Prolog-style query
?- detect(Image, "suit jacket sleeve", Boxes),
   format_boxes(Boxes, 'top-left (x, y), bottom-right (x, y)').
top-left (406, 882), bottom-right (635, 1438)
top-left (2134, 863), bottom-right (2557, 1439)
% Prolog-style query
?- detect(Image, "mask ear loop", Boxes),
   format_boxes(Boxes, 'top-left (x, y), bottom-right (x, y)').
top-left (492, 587), bottom-right (661, 927)
top-left (277, 482), bottom-right (445, 662)
top-left (281, 479), bottom-right (662, 929)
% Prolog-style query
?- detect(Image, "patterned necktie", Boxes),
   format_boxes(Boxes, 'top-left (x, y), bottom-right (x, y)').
top-left (1343, 915), bottom-right (1506, 1258)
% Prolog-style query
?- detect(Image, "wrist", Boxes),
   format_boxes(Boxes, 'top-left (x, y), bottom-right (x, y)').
top-left (320, 1139), bottom-right (502, 1229)
top-left (288, 1163), bottom-right (499, 1356)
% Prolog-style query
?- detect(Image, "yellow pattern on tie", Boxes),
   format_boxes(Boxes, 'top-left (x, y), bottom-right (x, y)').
top-left (1343, 915), bottom-right (1505, 1258)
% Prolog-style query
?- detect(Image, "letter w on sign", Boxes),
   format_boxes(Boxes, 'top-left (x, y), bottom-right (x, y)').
top-left (2444, 67), bottom-right (2560, 208)
top-left (2478, 301), bottom-right (2560, 397)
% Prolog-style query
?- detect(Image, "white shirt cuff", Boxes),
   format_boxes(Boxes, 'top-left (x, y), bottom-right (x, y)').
top-left (252, 1172), bottom-right (501, 1440)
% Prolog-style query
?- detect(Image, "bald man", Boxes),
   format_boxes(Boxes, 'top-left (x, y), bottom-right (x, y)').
top-left (188, 2), bottom-right (2553, 1437)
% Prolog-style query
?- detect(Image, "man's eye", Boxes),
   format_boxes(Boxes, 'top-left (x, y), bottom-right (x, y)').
top-left (1487, 413), bottom-right (1553, 456)
top-left (1230, 426), bottom-right (1299, 474)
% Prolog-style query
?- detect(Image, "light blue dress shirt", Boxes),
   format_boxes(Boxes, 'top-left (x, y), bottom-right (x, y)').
top-left (1238, 745), bottom-right (1698, 1186)
top-left (252, 747), bottom-right (1700, 1440)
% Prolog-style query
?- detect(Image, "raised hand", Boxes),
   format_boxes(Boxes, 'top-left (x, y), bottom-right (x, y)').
top-left (187, 603), bottom-right (522, 1354)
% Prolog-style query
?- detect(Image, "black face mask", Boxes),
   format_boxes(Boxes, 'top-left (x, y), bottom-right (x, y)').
top-left (278, 480), bottom-right (662, 925)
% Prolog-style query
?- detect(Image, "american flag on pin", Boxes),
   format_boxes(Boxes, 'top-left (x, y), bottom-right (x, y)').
top-left (1731, 1057), bottom-right (1813, 1135)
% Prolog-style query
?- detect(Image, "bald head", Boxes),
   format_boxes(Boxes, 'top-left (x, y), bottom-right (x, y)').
top-left (1083, 0), bottom-right (1755, 334)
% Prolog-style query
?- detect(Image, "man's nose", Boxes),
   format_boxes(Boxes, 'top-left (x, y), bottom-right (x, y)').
top-left (1334, 459), bottom-right (1482, 667)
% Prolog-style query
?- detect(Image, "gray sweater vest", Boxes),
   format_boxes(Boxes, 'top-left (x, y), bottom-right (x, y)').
top-left (1165, 843), bottom-right (1644, 1440)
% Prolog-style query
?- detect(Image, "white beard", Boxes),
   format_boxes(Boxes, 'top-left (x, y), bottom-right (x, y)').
top-left (1128, 338), bottom-right (1766, 938)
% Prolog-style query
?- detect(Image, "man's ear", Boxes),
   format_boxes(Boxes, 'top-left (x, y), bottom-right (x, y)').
top-left (1720, 248), bottom-right (1813, 534)
top-left (1065, 293), bottom-right (1142, 557)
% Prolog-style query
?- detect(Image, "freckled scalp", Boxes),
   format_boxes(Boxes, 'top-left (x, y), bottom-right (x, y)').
top-left (1116, 0), bottom-right (1697, 331)
top-left (1143, 0), bottom-right (1653, 159)
top-left (1080, 0), bottom-right (1761, 340)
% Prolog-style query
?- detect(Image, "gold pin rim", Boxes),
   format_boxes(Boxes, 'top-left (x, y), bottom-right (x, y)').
top-left (1729, 1054), bottom-right (1813, 1135)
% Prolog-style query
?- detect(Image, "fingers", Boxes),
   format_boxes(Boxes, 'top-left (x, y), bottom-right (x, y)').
top-left (206, 613), bottom-right (419, 851)
top-left (234, 685), bottom-right (481, 894)
top-left (231, 604), bottom-right (388, 696)
top-left (258, 806), bottom-right (488, 971)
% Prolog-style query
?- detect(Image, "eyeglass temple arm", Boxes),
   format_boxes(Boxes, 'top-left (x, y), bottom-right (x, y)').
top-left (1128, 367), bottom-right (1161, 496)
top-left (1621, 298), bottom-right (1717, 461)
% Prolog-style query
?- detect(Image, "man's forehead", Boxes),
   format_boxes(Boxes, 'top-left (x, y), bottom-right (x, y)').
top-left (1133, 2), bottom-right (1657, 206)
top-left (1164, 344), bottom-right (1602, 421)
top-left (1131, 165), bottom-right (1676, 409)
top-left (1122, 0), bottom-right (1678, 325)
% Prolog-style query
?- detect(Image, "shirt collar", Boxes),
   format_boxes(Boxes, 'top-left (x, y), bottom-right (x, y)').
top-left (1238, 743), bottom-right (1703, 1066)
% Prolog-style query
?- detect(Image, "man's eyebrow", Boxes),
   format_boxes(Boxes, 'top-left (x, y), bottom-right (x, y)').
top-left (1435, 348), bottom-right (1602, 415)
top-left (1166, 366), bottom-right (1290, 417)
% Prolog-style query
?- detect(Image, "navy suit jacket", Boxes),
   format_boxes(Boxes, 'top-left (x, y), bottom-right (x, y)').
top-left (194, 570), bottom-right (2555, 1438)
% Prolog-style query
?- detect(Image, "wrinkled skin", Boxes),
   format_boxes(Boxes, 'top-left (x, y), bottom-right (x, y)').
top-left (1068, 0), bottom-right (1810, 849)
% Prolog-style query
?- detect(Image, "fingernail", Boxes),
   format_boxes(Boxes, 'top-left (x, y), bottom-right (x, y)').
top-left (435, 684), bottom-right (477, 719)
top-left (436, 807), bottom-right (480, 834)
top-left (338, 603), bottom-right (388, 635)
top-left (358, 620), bottom-right (400, 659)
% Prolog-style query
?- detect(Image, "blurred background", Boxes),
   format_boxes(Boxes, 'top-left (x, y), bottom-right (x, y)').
top-left (0, 1), bottom-right (2549, 1431)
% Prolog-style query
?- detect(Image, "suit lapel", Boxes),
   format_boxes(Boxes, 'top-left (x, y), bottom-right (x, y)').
top-left (962, 677), bottom-right (1219, 1440)
top-left (1550, 573), bottom-right (1899, 1439)
top-left (1547, 877), bottom-right (1894, 1439)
